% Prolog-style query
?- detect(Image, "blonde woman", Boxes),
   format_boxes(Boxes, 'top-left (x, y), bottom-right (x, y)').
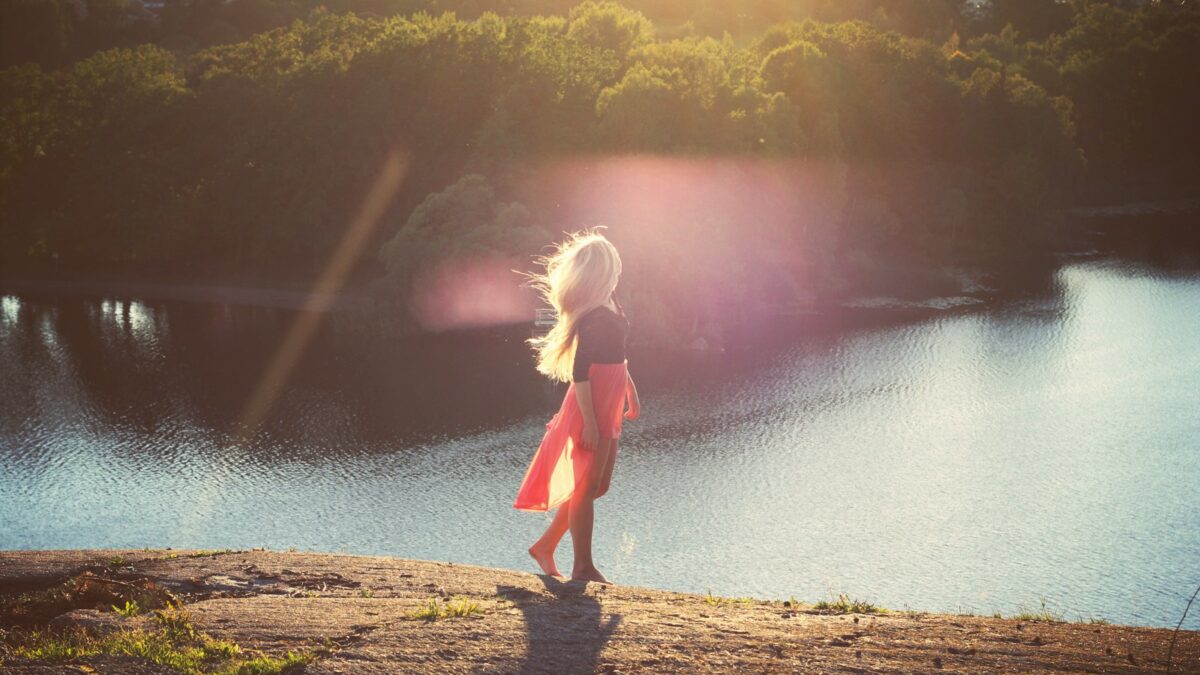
top-left (514, 230), bottom-right (641, 584)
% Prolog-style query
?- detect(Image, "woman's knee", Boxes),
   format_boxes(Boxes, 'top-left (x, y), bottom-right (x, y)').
top-left (575, 476), bottom-right (602, 501)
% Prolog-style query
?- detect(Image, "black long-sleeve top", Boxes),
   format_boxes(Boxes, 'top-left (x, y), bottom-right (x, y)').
top-left (572, 301), bottom-right (629, 383)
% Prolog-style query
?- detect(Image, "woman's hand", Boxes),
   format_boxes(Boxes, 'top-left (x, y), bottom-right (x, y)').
top-left (581, 421), bottom-right (600, 452)
top-left (574, 381), bottom-right (601, 450)
top-left (624, 392), bottom-right (640, 421)
top-left (624, 372), bottom-right (641, 421)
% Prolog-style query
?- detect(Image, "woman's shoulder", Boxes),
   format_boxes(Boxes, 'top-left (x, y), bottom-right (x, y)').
top-left (580, 304), bottom-right (626, 327)
top-left (576, 307), bottom-right (626, 341)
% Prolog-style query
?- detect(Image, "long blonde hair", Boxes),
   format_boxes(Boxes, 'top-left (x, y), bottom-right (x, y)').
top-left (525, 229), bottom-right (622, 382)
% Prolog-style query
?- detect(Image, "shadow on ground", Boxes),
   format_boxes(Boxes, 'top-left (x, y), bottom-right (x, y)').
top-left (497, 576), bottom-right (622, 674)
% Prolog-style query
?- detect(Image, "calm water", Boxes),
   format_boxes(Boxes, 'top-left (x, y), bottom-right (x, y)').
top-left (2, 255), bottom-right (1198, 629)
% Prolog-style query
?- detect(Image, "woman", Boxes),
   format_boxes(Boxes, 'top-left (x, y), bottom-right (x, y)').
top-left (513, 230), bottom-right (641, 584)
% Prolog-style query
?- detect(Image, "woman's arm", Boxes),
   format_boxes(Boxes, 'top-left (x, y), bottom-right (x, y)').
top-left (624, 370), bottom-right (640, 420)
top-left (574, 381), bottom-right (600, 451)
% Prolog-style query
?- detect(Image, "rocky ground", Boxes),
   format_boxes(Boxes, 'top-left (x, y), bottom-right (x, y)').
top-left (1, 549), bottom-right (1197, 673)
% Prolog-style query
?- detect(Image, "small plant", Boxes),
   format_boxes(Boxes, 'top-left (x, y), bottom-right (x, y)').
top-left (444, 596), bottom-right (480, 617)
top-left (232, 650), bottom-right (314, 674)
top-left (1087, 616), bottom-right (1110, 625)
top-left (1012, 597), bottom-right (1063, 623)
top-left (409, 596), bottom-right (481, 621)
top-left (703, 590), bottom-right (753, 607)
top-left (108, 555), bottom-right (128, 567)
top-left (411, 599), bottom-right (443, 621)
top-left (813, 594), bottom-right (885, 615)
top-left (112, 600), bottom-right (141, 617)
top-left (199, 634), bottom-right (241, 659)
top-left (358, 589), bottom-right (374, 598)
top-left (154, 604), bottom-right (195, 643)
top-left (185, 549), bottom-right (237, 558)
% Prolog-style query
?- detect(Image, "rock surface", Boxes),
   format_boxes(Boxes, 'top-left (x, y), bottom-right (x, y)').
top-left (1, 549), bottom-right (1197, 673)
top-left (46, 609), bottom-right (147, 637)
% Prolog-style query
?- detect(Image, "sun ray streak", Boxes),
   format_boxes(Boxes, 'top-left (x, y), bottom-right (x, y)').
top-left (236, 150), bottom-right (408, 439)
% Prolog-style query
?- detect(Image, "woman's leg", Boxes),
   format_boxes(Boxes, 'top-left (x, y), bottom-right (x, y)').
top-left (569, 438), bottom-right (613, 583)
top-left (595, 438), bottom-right (618, 499)
top-left (529, 503), bottom-right (570, 576)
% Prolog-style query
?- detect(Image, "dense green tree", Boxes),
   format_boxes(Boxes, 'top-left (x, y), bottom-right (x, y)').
top-left (376, 174), bottom-right (549, 314)
top-left (566, 1), bottom-right (654, 58)
top-left (0, 1), bottom-right (1193, 339)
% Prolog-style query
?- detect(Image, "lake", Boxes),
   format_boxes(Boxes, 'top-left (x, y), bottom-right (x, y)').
top-left (2, 249), bottom-right (1198, 629)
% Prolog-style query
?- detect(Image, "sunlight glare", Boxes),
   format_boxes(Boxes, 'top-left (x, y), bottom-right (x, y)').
top-left (410, 255), bottom-right (537, 331)
top-left (238, 149), bottom-right (409, 437)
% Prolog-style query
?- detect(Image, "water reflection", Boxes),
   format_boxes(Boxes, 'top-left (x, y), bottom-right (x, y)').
top-left (1, 256), bottom-right (1198, 630)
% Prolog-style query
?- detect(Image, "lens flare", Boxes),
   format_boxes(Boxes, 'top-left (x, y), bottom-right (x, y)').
top-left (410, 255), bottom-right (538, 332)
top-left (237, 150), bottom-right (408, 437)
top-left (512, 155), bottom-right (844, 337)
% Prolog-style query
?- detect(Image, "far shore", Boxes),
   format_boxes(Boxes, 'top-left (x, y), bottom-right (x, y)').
top-left (0, 278), bottom-right (377, 312)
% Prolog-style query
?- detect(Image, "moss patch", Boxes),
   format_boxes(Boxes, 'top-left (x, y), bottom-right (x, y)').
top-left (1, 604), bottom-right (314, 674)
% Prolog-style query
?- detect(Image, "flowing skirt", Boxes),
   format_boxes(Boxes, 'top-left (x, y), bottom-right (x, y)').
top-left (513, 362), bottom-right (628, 512)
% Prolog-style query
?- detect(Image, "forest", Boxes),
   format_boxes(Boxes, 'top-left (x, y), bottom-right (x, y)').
top-left (1, 0), bottom-right (1197, 341)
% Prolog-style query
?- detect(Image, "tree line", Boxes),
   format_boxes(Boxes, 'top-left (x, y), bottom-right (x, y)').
top-left (1, 1), bottom-right (1196, 342)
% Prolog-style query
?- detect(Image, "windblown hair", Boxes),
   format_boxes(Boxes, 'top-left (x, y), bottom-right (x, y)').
top-left (525, 229), bottom-right (622, 382)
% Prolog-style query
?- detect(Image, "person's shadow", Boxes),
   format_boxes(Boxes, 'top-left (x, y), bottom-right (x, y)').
top-left (497, 577), bottom-right (622, 674)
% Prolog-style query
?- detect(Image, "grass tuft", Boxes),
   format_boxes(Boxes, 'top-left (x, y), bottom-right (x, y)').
top-left (812, 593), bottom-right (886, 615)
top-left (153, 604), bottom-right (197, 643)
top-left (1, 620), bottom-right (313, 675)
top-left (1011, 597), bottom-right (1064, 623)
top-left (703, 590), bottom-right (754, 607)
top-left (409, 596), bottom-right (481, 621)
top-left (218, 650), bottom-right (313, 674)
top-left (444, 596), bottom-right (481, 618)
top-left (186, 549), bottom-right (238, 558)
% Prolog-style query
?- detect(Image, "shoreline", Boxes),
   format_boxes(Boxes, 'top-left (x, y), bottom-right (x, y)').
top-left (0, 279), bottom-right (377, 312)
top-left (2, 548), bottom-right (1197, 673)
top-left (0, 261), bottom-right (1013, 323)
top-left (1, 229), bottom-right (1193, 355)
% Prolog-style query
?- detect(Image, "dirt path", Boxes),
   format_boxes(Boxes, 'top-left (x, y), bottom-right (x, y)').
top-left (1, 549), bottom-right (1197, 673)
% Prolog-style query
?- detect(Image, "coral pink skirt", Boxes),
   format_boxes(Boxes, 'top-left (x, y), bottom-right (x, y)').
top-left (513, 362), bottom-right (628, 512)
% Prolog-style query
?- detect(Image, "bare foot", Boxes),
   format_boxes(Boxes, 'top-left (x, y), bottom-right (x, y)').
top-left (570, 567), bottom-right (612, 585)
top-left (528, 545), bottom-right (562, 577)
